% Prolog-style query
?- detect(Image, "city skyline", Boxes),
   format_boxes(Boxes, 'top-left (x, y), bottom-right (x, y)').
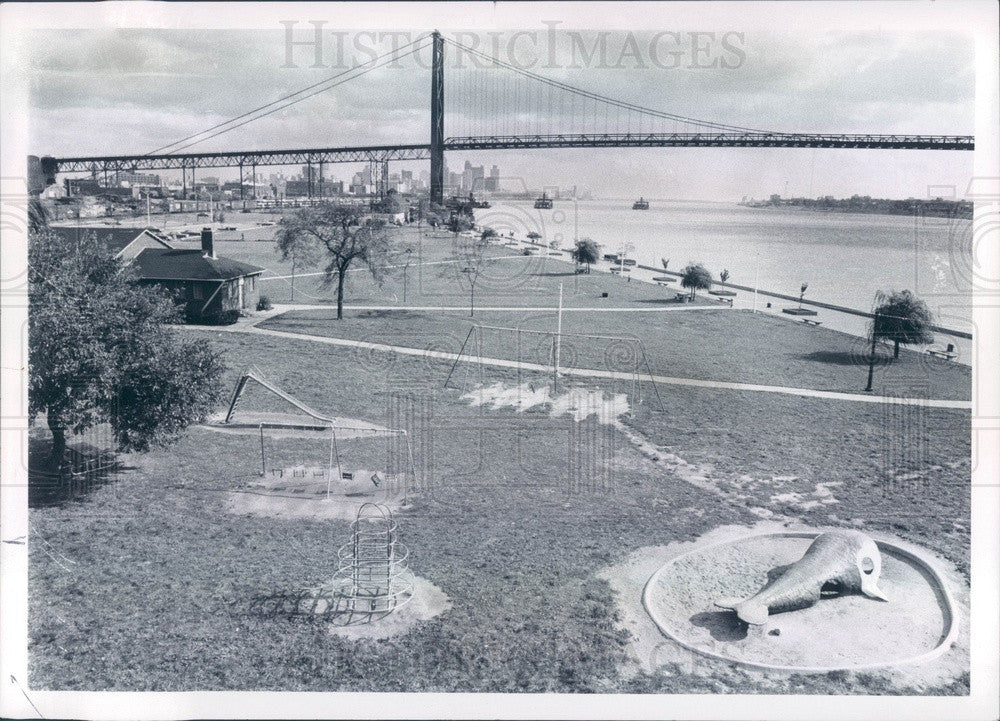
top-left (27, 26), bottom-right (975, 200)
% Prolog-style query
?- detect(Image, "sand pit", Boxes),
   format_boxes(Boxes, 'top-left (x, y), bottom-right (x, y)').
top-left (225, 469), bottom-right (408, 521)
top-left (599, 522), bottom-right (969, 686)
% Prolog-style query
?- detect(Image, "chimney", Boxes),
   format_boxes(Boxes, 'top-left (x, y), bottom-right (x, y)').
top-left (201, 227), bottom-right (215, 258)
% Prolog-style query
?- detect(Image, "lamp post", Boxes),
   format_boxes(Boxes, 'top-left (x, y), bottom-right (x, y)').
top-left (461, 266), bottom-right (478, 317)
top-left (619, 241), bottom-right (635, 276)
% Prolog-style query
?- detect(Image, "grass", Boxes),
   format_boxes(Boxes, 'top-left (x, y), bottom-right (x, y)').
top-left (27, 326), bottom-right (970, 693)
top-left (209, 223), bottom-right (969, 401)
top-left (258, 305), bottom-right (970, 401)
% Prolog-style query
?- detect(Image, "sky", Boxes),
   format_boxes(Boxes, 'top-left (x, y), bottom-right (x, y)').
top-left (26, 25), bottom-right (975, 201)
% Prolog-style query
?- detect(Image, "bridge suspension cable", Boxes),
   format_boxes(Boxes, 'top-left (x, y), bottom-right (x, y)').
top-left (148, 35), bottom-right (433, 156)
top-left (442, 36), bottom-right (778, 138)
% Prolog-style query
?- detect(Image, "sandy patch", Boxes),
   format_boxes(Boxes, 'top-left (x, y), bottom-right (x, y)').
top-left (224, 470), bottom-right (409, 521)
top-left (202, 412), bottom-right (392, 439)
top-left (770, 481), bottom-right (843, 511)
top-left (328, 575), bottom-right (452, 641)
top-left (460, 382), bottom-right (629, 424)
top-left (598, 521), bottom-right (969, 688)
top-left (250, 575), bottom-right (451, 641)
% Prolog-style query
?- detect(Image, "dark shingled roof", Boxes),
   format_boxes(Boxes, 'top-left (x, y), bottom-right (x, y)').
top-left (49, 226), bottom-right (170, 255)
top-left (132, 248), bottom-right (265, 281)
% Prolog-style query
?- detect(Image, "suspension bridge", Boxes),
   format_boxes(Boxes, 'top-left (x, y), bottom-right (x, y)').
top-left (37, 31), bottom-right (974, 204)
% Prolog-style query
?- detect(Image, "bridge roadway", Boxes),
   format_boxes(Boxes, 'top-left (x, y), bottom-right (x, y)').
top-left (46, 131), bottom-right (974, 173)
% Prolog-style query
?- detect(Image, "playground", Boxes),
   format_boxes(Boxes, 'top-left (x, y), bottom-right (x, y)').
top-left (26, 227), bottom-right (973, 695)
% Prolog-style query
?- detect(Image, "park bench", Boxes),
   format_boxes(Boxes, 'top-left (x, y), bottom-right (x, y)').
top-left (927, 348), bottom-right (957, 360)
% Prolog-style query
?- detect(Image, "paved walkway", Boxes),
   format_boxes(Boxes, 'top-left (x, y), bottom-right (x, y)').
top-left (266, 303), bottom-right (727, 313)
top-left (189, 320), bottom-right (971, 410)
top-left (260, 254), bottom-right (531, 281)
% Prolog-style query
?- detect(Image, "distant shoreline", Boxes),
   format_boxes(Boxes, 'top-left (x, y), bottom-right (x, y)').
top-left (739, 202), bottom-right (972, 221)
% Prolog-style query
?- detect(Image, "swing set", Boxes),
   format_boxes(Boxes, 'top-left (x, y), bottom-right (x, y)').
top-left (222, 365), bottom-right (419, 499)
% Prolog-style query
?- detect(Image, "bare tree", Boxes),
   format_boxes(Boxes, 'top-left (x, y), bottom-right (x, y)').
top-left (275, 204), bottom-right (391, 319)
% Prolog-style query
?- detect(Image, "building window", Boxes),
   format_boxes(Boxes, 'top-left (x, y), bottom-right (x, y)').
top-left (192, 284), bottom-right (204, 300)
top-left (249, 276), bottom-right (255, 291)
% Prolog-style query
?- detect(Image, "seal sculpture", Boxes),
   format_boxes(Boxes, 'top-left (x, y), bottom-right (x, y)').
top-left (715, 530), bottom-right (889, 625)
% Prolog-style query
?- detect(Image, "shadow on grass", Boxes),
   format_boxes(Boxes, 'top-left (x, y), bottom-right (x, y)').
top-left (28, 436), bottom-right (129, 509)
top-left (531, 271), bottom-right (578, 278)
top-left (798, 350), bottom-right (892, 367)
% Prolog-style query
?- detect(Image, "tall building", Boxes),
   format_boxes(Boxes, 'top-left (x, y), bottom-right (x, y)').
top-left (485, 165), bottom-right (500, 191)
top-left (461, 160), bottom-right (485, 194)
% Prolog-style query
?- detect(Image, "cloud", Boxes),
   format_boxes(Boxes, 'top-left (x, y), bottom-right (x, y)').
top-left (25, 27), bottom-right (974, 199)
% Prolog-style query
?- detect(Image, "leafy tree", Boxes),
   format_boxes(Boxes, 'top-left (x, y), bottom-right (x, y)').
top-left (29, 229), bottom-right (226, 465)
top-left (481, 227), bottom-right (498, 242)
top-left (798, 282), bottom-right (809, 309)
top-left (373, 188), bottom-right (401, 214)
top-left (680, 263), bottom-right (713, 299)
top-left (720, 269), bottom-right (730, 284)
top-left (871, 289), bottom-right (935, 359)
top-left (447, 212), bottom-right (474, 236)
top-left (29, 197), bottom-right (49, 234)
top-left (571, 238), bottom-right (600, 273)
top-left (275, 203), bottom-right (390, 319)
top-left (424, 205), bottom-right (446, 228)
top-left (661, 258), bottom-right (670, 270)
top-left (527, 231), bottom-right (542, 244)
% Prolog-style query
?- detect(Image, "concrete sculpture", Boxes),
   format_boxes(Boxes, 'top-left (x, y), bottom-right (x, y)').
top-left (715, 530), bottom-right (888, 625)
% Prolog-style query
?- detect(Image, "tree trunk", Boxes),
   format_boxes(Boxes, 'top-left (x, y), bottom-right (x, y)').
top-left (47, 414), bottom-right (67, 467)
top-left (336, 267), bottom-right (346, 320)
top-left (893, 340), bottom-right (900, 359)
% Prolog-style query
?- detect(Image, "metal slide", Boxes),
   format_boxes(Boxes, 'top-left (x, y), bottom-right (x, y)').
top-left (223, 365), bottom-right (335, 425)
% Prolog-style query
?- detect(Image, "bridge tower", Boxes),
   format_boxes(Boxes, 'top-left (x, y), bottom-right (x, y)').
top-left (430, 30), bottom-right (445, 206)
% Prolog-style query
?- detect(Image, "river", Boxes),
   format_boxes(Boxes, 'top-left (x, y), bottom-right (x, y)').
top-left (474, 199), bottom-right (974, 363)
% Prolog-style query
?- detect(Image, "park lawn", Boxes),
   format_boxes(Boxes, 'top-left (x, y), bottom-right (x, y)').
top-left (257, 304), bottom-right (970, 401)
top-left (208, 225), bottom-right (710, 310)
top-left (27, 327), bottom-right (970, 694)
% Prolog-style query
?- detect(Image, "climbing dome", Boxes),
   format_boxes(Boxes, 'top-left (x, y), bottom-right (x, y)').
top-left (328, 503), bottom-right (413, 625)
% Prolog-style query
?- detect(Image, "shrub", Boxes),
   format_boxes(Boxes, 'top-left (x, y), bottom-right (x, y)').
top-left (192, 309), bottom-right (240, 326)
top-left (256, 295), bottom-right (273, 311)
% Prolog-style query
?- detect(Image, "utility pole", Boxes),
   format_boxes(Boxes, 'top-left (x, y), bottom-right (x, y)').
top-left (554, 282), bottom-right (564, 391)
top-left (430, 30), bottom-right (445, 205)
top-left (462, 266), bottom-right (478, 317)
